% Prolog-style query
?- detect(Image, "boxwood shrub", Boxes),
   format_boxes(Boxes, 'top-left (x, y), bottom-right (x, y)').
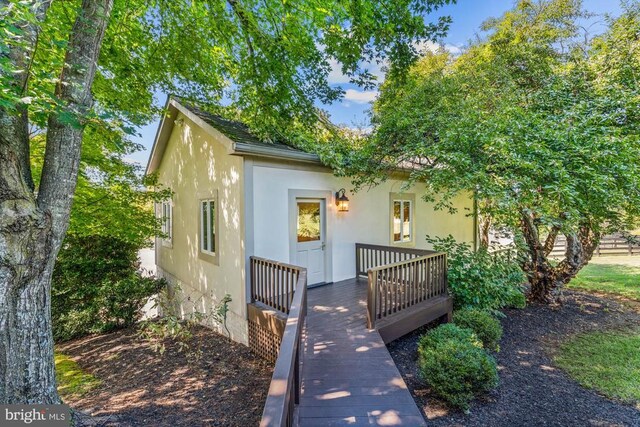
top-left (418, 323), bottom-right (499, 410)
top-left (417, 323), bottom-right (482, 350)
top-left (453, 309), bottom-right (503, 352)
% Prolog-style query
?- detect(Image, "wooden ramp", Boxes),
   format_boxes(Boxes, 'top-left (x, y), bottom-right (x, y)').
top-left (296, 278), bottom-right (428, 426)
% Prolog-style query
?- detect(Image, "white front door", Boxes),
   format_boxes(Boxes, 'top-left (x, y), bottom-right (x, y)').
top-left (295, 199), bottom-right (326, 285)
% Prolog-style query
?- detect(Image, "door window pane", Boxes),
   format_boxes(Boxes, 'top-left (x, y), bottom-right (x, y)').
top-left (297, 202), bottom-right (321, 242)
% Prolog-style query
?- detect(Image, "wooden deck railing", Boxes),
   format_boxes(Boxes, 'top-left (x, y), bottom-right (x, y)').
top-left (356, 243), bottom-right (435, 277)
top-left (365, 250), bottom-right (447, 329)
top-left (251, 256), bottom-right (302, 314)
top-left (253, 257), bottom-right (307, 427)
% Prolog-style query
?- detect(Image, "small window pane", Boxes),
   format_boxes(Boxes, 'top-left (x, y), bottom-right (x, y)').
top-left (209, 200), bottom-right (215, 253)
top-left (297, 202), bottom-right (321, 242)
top-left (202, 201), bottom-right (208, 251)
top-left (403, 201), bottom-right (411, 241)
top-left (393, 201), bottom-right (401, 242)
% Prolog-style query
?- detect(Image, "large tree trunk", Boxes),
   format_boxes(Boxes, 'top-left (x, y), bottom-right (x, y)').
top-left (520, 211), bottom-right (599, 303)
top-left (0, 0), bottom-right (113, 404)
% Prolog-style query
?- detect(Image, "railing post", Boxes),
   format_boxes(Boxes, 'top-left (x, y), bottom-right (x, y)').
top-left (355, 244), bottom-right (361, 277)
top-left (444, 254), bottom-right (448, 295)
top-left (249, 257), bottom-right (255, 303)
top-left (367, 269), bottom-right (376, 329)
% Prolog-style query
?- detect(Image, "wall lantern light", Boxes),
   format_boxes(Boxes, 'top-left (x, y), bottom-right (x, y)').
top-left (335, 188), bottom-right (350, 212)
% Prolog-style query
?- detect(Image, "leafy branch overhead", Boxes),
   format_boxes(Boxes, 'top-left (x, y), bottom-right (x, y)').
top-left (1, 0), bottom-right (457, 405)
top-left (354, 0), bottom-right (640, 302)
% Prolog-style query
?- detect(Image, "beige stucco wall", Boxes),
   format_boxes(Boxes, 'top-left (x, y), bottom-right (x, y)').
top-left (154, 112), bottom-right (247, 344)
top-left (249, 161), bottom-right (476, 283)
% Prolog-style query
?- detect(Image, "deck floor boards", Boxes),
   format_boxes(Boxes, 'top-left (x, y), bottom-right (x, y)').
top-left (297, 278), bottom-right (426, 426)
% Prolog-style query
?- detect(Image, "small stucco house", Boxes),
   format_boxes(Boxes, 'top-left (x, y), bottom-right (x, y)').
top-left (146, 96), bottom-right (476, 346)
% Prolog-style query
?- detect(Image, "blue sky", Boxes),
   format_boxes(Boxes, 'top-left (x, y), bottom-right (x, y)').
top-left (128, 0), bottom-right (623, 167)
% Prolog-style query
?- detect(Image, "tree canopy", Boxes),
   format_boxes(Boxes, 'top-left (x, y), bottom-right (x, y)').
top-left (1, 0), bottom-right (457, 404)
top-left (353, 0), bottom-right (640, 301)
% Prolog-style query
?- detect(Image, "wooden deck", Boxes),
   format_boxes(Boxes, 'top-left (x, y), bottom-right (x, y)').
top-left (296, 278), bottom-right (428, 426)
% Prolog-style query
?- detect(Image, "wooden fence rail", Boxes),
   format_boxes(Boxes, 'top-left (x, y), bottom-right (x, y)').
top-left (551, 234), bottom-right (640, 257)
top-left (356, 243), bottom-right (435, 277)
top-left (359, 244), bottom-right (447, 329)
top-left (251, 256), bottom-right (302, 314)
top-left (253, 260), bottom-right (307, 427)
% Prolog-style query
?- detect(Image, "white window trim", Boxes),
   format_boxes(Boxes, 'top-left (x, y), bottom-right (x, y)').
top-left (389, 192), bottom-right (416, 247)
top-left (199, 190), bottom-right (219, 265)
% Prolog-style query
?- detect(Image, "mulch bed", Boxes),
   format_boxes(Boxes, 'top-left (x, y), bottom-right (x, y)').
top-left (388, 291), bottom-right (640, 427)
top-left (57, 325), bottom-right (273, 427)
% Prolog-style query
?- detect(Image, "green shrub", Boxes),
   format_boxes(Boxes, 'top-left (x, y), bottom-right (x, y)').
top-left (52, 235), bottom-right (165, 341)
top-left (505, 290), bottom-right (527, 309)
top-left (418, 323), bottom-right (482, 351)
top-left (427, 235), bottom-right (526, 311)
top-left (418, 325), bottom-right (499, 410)
top-left (453, 309), bottom-right (503, 351)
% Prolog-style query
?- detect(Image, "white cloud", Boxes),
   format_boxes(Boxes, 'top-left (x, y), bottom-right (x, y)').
top-left (343, 89), bottom-right (379, 104)
top-left (327, 58), bottom-right (351, 84)
top-left (325, 41), bottom-right (463, 88)
top-left (414, 40), bottom-right (464, 56)
top-left (444, 44), bottom-right (463, 55)
top-left (414, 40), bottom-right (440, 54)
top-left (327, 58), bottom-right (388, 85)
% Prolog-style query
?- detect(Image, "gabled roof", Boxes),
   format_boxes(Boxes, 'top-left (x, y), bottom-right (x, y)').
top-left (145, 96), bottom-right (321, 175)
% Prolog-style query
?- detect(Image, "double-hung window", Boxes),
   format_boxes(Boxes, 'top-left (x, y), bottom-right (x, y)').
top-left (199, 192), bottom-right (218, 262)
top-left (390, 193), bottom-right (415, 245)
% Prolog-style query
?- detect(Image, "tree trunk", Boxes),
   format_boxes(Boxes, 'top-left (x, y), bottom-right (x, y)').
top-left (520, 211), bottom-right (598, 303)
top-left (479, 214), bottom-right (491, 249)
top-left (0, 0), bottom-right (113, 404)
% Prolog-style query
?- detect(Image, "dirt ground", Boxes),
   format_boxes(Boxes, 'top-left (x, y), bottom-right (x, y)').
top-left (57, 325), bottom-right (272, 427)
top-left (388, 291), bottom-right (640, 427)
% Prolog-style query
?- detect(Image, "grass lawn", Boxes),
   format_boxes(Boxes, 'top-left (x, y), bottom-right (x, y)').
top-left (568, 258), bottom-right (640, 301)
top-left (555, 330), bottom-right (640, 408)
top-left (55, 352), bottom-right (100, 399)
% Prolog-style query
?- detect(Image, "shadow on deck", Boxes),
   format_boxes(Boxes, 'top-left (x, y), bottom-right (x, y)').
top-left (297, 277), bottom-right (450, 426)
top-left (251, 246), bottom-right (452, 426)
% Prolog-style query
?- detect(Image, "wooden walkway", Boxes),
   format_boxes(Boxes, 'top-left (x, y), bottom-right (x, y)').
top-left (296, 278), bottom-right (426, 426)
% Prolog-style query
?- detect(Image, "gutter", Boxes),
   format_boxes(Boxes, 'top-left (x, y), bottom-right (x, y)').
top-left (231, 141), bottom-right (322, 164)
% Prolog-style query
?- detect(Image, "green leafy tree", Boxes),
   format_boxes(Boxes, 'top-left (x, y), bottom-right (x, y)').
top-left (0, 0), bottom-right (455, 405)
top-left (352, 0), bottom-right (640, 303)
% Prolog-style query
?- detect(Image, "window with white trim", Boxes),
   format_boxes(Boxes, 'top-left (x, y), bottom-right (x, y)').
top-left (160, 200), bottom-right (172, 243)
top-left (200, 199), bottom-right (216, 255)
top-left (390, 194), bottom-right (414, 245)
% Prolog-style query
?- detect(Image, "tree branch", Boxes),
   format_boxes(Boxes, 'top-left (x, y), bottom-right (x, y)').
top-left (37, 0), bottom-right (114, 250)
top-left (0, 0), bottom-right (52, 193)
top-left (543, 225), bottom-right (560, 257)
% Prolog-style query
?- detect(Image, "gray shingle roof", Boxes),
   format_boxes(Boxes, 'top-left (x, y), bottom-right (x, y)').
top-left (172, 96), bottom-right (309, 155)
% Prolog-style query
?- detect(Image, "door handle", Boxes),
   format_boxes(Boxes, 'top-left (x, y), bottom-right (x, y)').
top-left (321, 242), bottom-right (326, 250)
